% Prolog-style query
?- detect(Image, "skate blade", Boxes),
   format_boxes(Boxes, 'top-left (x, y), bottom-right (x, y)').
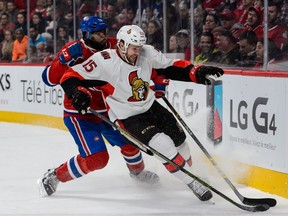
top-left (37, 178), bottom-right (47, 197)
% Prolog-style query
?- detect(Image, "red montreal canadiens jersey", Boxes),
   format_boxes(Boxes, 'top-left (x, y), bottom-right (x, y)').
top-left (61, 45), bottom-right (176, 122)
top-left (45, 38), bottom-right (116, 121)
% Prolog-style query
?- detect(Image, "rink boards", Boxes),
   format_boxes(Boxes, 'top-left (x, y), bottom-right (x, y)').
top-left (0, 64), bottom-right (287, 199)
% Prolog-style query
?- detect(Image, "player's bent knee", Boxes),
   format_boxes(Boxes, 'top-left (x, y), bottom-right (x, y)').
top-left (120, 144), bottom-right (140, 156)
top-left (82, 151), bottom-right (110, 171)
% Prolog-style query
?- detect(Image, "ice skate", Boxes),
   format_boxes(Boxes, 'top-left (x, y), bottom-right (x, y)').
top-left (187, 178), bottom-right (213, 201)
top-left (130, 170), bottom-right (160, 185)
top-left (37, 168), bottom-right (59, 197)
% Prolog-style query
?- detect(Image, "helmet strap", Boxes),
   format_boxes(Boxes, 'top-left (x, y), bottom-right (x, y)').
top-left (117, 42), bottom-right (133, 65)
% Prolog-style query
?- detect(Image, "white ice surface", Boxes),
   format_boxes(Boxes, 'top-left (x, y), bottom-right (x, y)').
top-left (0, 122), bottom-right (287, 215)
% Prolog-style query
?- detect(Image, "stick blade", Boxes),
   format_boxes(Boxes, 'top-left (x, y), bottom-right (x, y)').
top-left (243, 197), bottom-right (277, 207)
top-left (240, 204), bottom-right (270, 212)
top-left (254, 204), bottom-right (270, 212)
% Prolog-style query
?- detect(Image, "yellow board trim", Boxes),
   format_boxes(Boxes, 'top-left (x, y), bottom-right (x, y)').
top-left (1, 111), bottom-right (287, 198)
top-left (0, 111), bottom-right (67, 131)
top-left (243, 165), bottom-right (288, 198)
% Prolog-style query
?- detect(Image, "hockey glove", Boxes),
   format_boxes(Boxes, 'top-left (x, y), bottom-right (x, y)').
top-left (72, 86), bottom-right (92, 114)
top-left (59, 42), bottom-right (83, 67)
top-left (153, 77), bottom-right (170, 98)
top-left (192, 65), bottom-right (224, 85)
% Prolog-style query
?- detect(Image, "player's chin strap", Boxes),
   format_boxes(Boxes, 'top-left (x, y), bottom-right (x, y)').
top-left (160, 95), bottom-right (276, 208)
top-left (88, 107), bottom-right (271, 212)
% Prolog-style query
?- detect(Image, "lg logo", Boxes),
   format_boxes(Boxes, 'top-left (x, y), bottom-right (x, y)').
top-left (230, 97), bottom-right (277, 135)
top-left (170, 89), bottom-right (199, 117)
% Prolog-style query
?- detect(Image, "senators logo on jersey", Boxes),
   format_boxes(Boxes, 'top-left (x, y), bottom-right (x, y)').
top-left (128, 71), bottom-right (149, 102)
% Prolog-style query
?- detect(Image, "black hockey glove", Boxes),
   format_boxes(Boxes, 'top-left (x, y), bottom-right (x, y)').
top-left (72, 86), bottom-right (92, 114)
top-left (194, 65), bottom-right (224, 85)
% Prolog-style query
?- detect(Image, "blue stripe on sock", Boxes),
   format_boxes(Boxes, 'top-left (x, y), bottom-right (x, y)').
top-left (124, 153), bottom-right (142, 164)
top-left (69, 157), bottom-right (82, 178)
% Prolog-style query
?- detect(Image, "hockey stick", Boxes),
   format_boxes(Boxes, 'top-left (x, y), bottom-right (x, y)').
top-left (161, 95), bottom-right (277, 207)
top-left (89, 107), bottom-right (270, 212)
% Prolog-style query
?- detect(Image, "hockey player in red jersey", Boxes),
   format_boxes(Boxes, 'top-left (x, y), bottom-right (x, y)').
top-left (38, 17), bottom-right (159, 197)
top-left (60, 25), bottom-right (224, 201)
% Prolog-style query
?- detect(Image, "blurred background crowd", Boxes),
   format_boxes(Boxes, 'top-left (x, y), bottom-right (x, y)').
top-left (0, 0), bottom-right (288, 70)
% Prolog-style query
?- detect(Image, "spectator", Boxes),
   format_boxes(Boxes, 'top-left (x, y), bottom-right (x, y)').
top-left (204, 12), bottom-right (224, 43)
top-left (41, 31), bottom-right (53, 49)
top-left (123, 7), bottom-right (136, 25)
top-left (29, 25), bottom-right (47, 53)
top-left (12, 28), bottom-right (28, 62)
top-left (14, 0), bottom-right (36, 13)
top-left (254, 0), bottom-right (264, 11)
top-left (168, 35), bottom-right (178, 53)
top-left (30, 42), bottom-right (47, 62)
top-left (280, 0), bottom-right (288, 27)
top-left (205, 12), bottom-right (220, 32)
top-left (104, 4), bottom-right (118, 36)
top-left (178, 1), bottom-right (190, 30)
top-left (141, 6), bottom-right (162, 29)
top-left (113, 13), bottom-right (127, 32)
top-left (113, 0), bottom-right (127, 14)
top-left (42, 45), bottom-right (54, 63)
top-left (15, 12), bottom-right (27, 35)
top-left (63, 11), bottom-right (78, 39)
top-left (175, 29), bottom-right (191, 60)
top-left (30, 0), bottom-right (47, 19)
top-left (45, 0), bottom-right (54, 18)
top-left (175, 29), bottom-right (200, 61)
top-left (45, 9), bottom-right (67, 37)
top-left (147, 20), bottom-right (163, 51)
top-left (234, 0), bottom-right (254, 25)
top-left (0, 1), bottom-right (6, 18)
top-left (141, 21), bottom-right (148, 36)
top-left (237, 30), bottom-right (258, 67)
top-left (62, 0), bottom-right (73, 15)
top-left (220, 8), bottom-right (244, 41)
top-left (0, 29), bottom-right (14, 61)
top-left (6, 0), bottom-right (18, 23)
top-left (195, 31), bottom-right (218, 64)
top-left (267, 2), bottom-right (288, 50)
top-left (117, 8), bottom-right (133, 26)
top-left (56, 25), bottom-right (72, 52)
top-left (243, 6), bottom-right (263, 38)
top-left (212, 30), bottom-right (240, 66)
top-left (202, 0), bottom-right (225, 13)
top-left (151, 0), bottom-right (163, 19)
top-left (31, 12), bottom-right (47, 34)
top-left (0, 12), bottom-right (15, 42)
top-left (193, 6), bottom-right (205, 48)
top-left (166, 4), bottom-right (180, 37)
top-left (254, 38), bottom-right (283, 68)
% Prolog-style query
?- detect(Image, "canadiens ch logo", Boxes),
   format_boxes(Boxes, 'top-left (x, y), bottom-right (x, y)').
top-left (127, 71), bottom-right (149, 101)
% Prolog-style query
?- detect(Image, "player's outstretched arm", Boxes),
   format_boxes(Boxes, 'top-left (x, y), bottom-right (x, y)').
top-left (155, 60), bottom-right (224, 85)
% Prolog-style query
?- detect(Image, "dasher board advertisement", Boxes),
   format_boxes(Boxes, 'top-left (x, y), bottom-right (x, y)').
top-left (222, 75), bottom-right (287, 173)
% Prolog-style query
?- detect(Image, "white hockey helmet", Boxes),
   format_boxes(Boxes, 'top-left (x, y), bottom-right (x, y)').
top-left (116, 25), bottom-right (146, 53)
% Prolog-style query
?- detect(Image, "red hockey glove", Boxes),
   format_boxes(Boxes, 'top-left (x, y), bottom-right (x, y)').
top-left (153, 77), bottom-right (170, 98)
top-left (72, 86), bottom-right (92, 114)
top-left (59, 42), bottom-right (83, 67)
top-left (190, 65), bottom-right (224, 85)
